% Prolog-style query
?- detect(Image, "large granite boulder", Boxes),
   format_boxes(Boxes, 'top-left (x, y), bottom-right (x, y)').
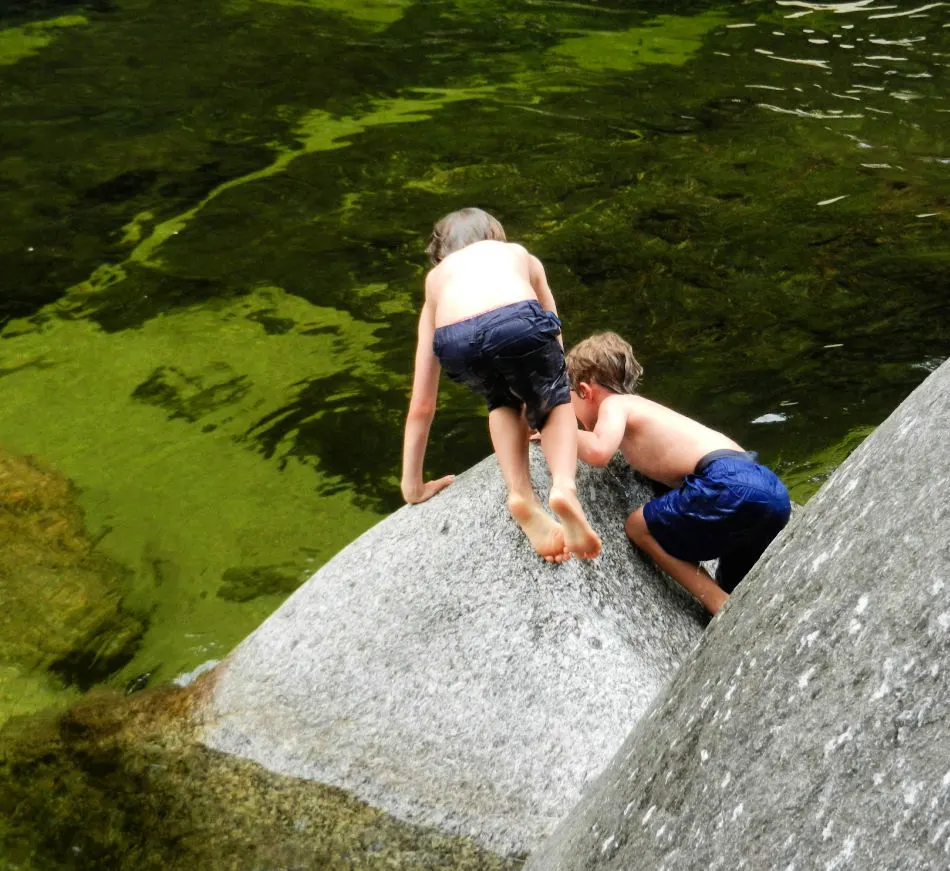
top-left (526, 358), bottom-right (950, 871)
top-left (199, 447), bottom-right (706, 856)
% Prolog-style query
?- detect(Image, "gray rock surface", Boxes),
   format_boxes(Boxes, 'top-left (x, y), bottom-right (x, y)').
top-left (199, 447), bottom-right (706, 856)
top-left (526, 358), bottom-right (950, 871)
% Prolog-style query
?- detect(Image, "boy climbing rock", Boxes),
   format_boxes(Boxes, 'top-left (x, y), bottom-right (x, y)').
top-left (401, 207), bottom-right (601, 562)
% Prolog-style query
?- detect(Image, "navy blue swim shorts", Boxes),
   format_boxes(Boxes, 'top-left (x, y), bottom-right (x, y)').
top-left (432, 300), bottom-right (571, 431)
top-left (641, 449), bottom-right (791, 593)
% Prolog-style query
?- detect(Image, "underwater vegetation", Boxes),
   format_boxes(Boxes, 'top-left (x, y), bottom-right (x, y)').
top-left (0, 288), bottom-right (387, 693)
top-left (0, 0), bottom-right (947, 703)
top-left (0, 449), bottom-right (144, 725)
top-left (0, 683), bottom-right (523, 870)
top-left (0, 0), bottom-right (947, 680)
top-left (0, 0), bottom-right (948, 862)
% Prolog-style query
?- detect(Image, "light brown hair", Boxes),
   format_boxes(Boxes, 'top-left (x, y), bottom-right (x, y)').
top-left (426, 207), bottom-right (507, 265)
top-left (566, 332), bottom-right (644, 395)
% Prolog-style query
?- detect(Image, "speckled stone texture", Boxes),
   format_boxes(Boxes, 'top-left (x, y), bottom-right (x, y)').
top-left (199, 447), bottom-right (706, 856)
top-left (525, 358), bottom-right (950, 871)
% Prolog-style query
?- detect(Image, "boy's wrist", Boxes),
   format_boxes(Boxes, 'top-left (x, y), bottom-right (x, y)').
top-left (401, 478), bottom-right (423, 502)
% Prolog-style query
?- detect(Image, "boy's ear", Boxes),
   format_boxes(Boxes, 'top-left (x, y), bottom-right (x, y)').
top-left (577, 382), bottom-right (592, 399)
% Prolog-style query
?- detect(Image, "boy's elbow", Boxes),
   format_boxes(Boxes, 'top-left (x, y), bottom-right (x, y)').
top-left (407, 399), bottom-right (436, 422)
top-left (581, 447), bottom-right (613, 468)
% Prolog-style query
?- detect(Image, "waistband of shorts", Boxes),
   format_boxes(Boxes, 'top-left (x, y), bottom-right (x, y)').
top-left (434, 300), bottom-right (559, 336)
top-left (694, 449), bottom-right (759, 475)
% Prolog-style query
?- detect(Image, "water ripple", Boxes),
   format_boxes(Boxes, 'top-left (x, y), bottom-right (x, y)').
top-left (713, 0), bottom-right (950, 201)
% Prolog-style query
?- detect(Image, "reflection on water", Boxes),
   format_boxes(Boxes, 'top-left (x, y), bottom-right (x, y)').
top-left (724, 0), bottom-right (949, 137)
top-left (0, 0), bottom-right (949, 864)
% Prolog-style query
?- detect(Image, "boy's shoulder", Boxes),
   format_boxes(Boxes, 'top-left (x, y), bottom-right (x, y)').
top-left (626, 392), bottom-right (668, 410)
top-left (617, 392), bottom-right (678, 424)
top-left (433, 239), bottom-right (528, 266)
top-left (596, 391), bottom-right (640, 428)
top-left (480, 239), bottom-right (531, 260)
top-left (481, 239), bottom-right (531, 259)
top-left (606, 391), bottom-right (649, 413)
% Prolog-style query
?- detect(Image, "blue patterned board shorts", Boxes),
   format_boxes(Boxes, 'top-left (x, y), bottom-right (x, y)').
top-left (432, 300), bottom-right (571, 431)
top-left (642, 449), bottom-right (792, 593)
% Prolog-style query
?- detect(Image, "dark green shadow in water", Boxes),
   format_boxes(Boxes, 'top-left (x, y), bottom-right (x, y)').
top-left (0, 0), bottom-right (949, 862)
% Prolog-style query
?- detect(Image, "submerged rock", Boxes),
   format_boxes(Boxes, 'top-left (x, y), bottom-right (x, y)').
top-left (0, 683), bottom-right (519, 871)
top-left (0, 449), bottom-right (144, 720)
top-left (199, 447), bottom-right (706, 855)
top-left (525, 358), bottom-right (950, 871)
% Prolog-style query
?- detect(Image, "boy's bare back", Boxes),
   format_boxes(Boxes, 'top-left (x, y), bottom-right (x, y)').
top-left (613, 395), bottom-right (742, 487)
top-left (575, 389), bottom-right (742, 489)
top-left (426, 240), bottom-right (553, 328)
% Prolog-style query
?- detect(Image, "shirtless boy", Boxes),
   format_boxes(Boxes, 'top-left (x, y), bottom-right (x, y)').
top-left (401, 207), bottom-right (601, 562)
top-left (566, 331), bottom-right (790, 615)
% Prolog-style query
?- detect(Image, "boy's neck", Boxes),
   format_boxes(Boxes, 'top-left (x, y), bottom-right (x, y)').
top-left (590, 382), bottom-right (620, 408)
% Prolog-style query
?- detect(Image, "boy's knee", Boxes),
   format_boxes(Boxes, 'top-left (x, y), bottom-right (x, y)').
top-left (625, 509), bottom-right (648, 544)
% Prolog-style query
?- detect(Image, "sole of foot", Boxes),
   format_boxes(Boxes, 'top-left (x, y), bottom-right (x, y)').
top-left (508, 495), bottom-right (570, 563)
top-left (549, 486), bottom-right (602, 559)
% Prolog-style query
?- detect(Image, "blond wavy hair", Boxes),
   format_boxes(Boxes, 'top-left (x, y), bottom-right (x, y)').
top-left (566, 332), bottom-right (644, 395)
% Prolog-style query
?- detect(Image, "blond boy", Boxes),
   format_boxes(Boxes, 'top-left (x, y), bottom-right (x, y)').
top-left (566, 332), bottom-right (790, 614)
top-left (401, 207), bottom-right (601, 562)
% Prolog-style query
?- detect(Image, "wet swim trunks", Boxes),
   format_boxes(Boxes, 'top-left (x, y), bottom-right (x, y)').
top-left (432, 300), bottom-right (570, 431)
top-left (641, 449), bottom-right (791, 593)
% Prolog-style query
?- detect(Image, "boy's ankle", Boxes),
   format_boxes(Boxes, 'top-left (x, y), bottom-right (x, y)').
top-left (507, 491), bottom-right (535, 509)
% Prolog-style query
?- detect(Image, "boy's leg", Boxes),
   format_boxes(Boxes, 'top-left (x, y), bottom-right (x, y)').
top-left (540, 403), bottom-right (602, 559)
top-left (625, 508), bottom-right (727, 616)
top-left (716, 509), bottom-right (791, 593)
top-left (483, 307), bottom-right (599, 559)
top-left (488, 406), bottom-right (569, 563)
top-left (716, 538), bottom-right (769, 594)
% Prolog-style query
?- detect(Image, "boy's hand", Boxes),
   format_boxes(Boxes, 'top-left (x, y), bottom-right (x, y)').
top-left (402, 475), bottom-right (455, 504)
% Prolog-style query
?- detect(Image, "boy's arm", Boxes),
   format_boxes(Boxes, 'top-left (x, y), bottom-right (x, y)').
top-left (527, 253), bottom-right (564, 347)
top-left (576, 397), bottom-right (627, 467)
top-left (401, 299), bottom-right (454, 504)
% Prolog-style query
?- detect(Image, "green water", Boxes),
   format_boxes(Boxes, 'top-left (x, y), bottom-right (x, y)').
top-left (1, 0), bottom-right (949, 865)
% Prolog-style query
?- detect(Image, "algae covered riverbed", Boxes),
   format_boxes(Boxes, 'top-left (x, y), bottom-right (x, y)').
top-left (0, 0), bottom-right (949, 866)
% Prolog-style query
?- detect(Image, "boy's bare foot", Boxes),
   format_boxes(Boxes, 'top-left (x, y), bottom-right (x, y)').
top-left (508, 494), bottom-right (570, 563)
top-left (549, 485), bottom-right (602, 559)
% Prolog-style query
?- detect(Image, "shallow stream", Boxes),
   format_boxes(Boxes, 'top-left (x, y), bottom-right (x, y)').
top-left (1, 0), bottom-right (949, 866)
